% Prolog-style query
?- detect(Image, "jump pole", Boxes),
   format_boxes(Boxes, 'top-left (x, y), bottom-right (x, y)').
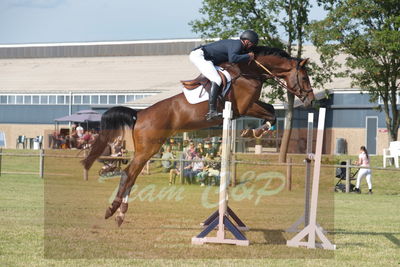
top-left (286, 108), bottom-right (336, 250)
top-left (192, 101), bottom-right (249, 246)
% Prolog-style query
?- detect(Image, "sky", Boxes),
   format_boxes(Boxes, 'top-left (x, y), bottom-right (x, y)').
top-left (0, 0), bottom-right (327, 45)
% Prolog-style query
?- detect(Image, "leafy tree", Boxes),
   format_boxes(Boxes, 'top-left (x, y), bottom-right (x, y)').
top-left (311, 0), bottom-right (400, 142)
top-left (270, 0), bottom-right (312, 162)
top-left (190, 0), bottom-right (314, 162)
top-left (189, 0), bottom-right (283, 47)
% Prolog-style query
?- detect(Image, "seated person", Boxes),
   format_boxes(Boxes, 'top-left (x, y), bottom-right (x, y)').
top-left (111, 136), bottom-right (125, 157)
top-left (203, 140), bottom-right (216, 158)
top-left (161, 146), bottom-right (175, 173)
top-left (169, 152), bottom-right (185, 185)
top-left (98, 136), bottom-right (127, 174)
top-left (207, 156), bottom-right (221, 186)
top-left (198, 154), bottom-right (221, 186)
top-left (182, 152), bottom-right (194, 184)
top-left (196, 142), bottom-right (205, 157)
top-left (186, 153), bottom-right (204, 184)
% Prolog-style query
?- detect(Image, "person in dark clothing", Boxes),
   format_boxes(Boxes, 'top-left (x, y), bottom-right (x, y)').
top-left (189, 30), bottom-right (259, 120)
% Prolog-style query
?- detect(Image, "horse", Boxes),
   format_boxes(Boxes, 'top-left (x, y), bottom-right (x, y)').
top-left (82, 46), bottom-right (315, 226)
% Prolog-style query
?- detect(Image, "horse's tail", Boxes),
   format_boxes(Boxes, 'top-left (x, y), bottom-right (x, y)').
top-left (81, 106), bottom-right (137, 170)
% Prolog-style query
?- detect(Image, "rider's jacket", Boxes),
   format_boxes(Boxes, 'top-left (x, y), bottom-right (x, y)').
top-left (194, 39), bottom-right (250, 65)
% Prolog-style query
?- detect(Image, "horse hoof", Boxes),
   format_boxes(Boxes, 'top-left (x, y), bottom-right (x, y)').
top-left (120, 202), bottom-right (129, 213)
top-left (105, 207), bottom-right (113, 219)
top-left (115, 214), bottom-right (125, 227)
top-left (104, 200), bottom-right (122, 219)
top-left (240, 129), bottom-right (252, 137)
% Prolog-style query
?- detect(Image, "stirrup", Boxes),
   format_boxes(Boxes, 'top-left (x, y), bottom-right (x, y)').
top-left (206, 110), bottom-right (222, 121)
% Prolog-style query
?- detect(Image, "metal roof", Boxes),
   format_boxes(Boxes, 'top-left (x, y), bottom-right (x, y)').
top-left (0, 39), bottom-right (356, 108)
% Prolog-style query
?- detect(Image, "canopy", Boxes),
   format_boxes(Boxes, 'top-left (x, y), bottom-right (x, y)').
top-left (54, 110), bottom-right (102, 122)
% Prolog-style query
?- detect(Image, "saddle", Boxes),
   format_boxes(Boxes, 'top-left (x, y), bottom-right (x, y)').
top-left (181, 70), bottom-right (228, 93)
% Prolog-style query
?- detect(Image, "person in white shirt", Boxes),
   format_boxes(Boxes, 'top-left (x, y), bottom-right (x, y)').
top-left (187, 153), bottom-right (204, 184)
top-left (354, 146), bottom-right (373, 194)
top-left (76, 124), bottom-right (84, 138)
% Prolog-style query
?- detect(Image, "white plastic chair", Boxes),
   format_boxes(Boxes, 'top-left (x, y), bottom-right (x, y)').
top-left (383, 141), bottom-right (400, 168)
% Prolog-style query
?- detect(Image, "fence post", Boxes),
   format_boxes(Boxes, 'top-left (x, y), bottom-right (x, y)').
top-left (345, 159), bottom-right (350, 193)
top-left (231, 154), bottom-right (236, 187)
top-left (83, 150), bottom-right (88, 181)
top-left (39, 149), bottom-right (44, 178)
top-left (0, 148), bottom-right (2, 177)
top-left (179, 156), bottom-right (184, 184)
top-left (286, 157), bottom-right (292, 191)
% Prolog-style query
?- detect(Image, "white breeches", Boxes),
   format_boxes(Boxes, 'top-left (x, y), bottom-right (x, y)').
top-left (356, 168), bottom-right (372, 189)
top-left (189, 48), bottom-right (222, 86)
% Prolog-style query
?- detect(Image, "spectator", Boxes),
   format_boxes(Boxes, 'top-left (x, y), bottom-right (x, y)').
top-left (208, 152), bottom-right (221, 186)
top-left (185, 141), bottom-right (196, 156)
top-left (111, 136), bottom-right (125, 157)
top-left (183, 153), bottom-right (194, 184)
top-left (354, 146), bottom-right (373, 194)
top-left (161, 146), bottom-right (175, 173)
top-left (204, 139), bottom-right (216, 158)
top-left (199, 152), bottom-right (221, 186)
top-left (169, 152), bottom-right (185, 185)
top-left (82, 131), bottom-right (92, 149)
top-left (196, 142), bottom-right (205, 156)
top-left (69, 127), bottom-right (79, 149)
top-left (51, 131), bottom-right (61, 149)
top-left (76, 124), bottom-right (84, 138)
top-left (187, 152), bottom-right (204, 184)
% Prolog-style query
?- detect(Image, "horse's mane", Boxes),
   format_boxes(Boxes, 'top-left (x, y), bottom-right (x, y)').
top-left (252, 46), bottom-right (295, 60)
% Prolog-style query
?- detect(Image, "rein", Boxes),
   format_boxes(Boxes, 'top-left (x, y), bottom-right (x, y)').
top-left (254, 59), bottom-right (312, 101)
top-left (254, 60), bottom-right (290, 91)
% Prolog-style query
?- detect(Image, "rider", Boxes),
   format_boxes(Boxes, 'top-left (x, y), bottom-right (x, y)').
top-left (189, 30), bottom-right (259, 120)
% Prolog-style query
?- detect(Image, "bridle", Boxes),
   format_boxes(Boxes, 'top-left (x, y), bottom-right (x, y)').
top-left (254, 59), bottom-right (313, 102)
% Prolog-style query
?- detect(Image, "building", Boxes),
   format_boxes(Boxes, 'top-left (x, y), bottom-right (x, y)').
top-left (0, 39), bottom-right (397, 154)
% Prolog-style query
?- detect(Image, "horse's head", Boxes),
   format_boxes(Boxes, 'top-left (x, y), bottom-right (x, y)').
top-left (252, 47), bottom-right (315, 107)
top-left (285, 58), bottom-right (315, 107)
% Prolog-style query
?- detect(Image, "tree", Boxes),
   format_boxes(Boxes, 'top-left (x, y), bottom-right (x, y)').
top-left (311, 0), bottom-right (400, 142)
top-left (190, 0), bottom-right (314, 162)
top-left (270, 0), bottom-right (312, 162)
top-left (189, 0), bottom-right (283, 47)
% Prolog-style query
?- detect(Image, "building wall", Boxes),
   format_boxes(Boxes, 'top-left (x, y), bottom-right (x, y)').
top-left (324, 128), bottom-right (393, 156)
top-left (0, 123), bottom-right (54, 148)
top-left (285, 126), bottom-right (397, 156)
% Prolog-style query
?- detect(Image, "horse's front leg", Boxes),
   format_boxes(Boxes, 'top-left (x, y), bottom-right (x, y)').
top-left (241, 100), bottom-right (276, 138)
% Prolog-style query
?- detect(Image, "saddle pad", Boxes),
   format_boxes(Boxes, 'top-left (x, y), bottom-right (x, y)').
top-left (182, 67), bottom-right (232, 104)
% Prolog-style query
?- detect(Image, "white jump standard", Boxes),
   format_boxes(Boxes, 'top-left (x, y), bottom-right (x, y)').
top-left (191, 101), bottom-right (249, 246)
top-left (286, 113), bottom-right (314, 232)
top-left (286, 108), bottom-right (336, 250)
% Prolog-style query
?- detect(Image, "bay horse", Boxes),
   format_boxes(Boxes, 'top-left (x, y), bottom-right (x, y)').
top-left (82, 46), bottom-right (315, 226)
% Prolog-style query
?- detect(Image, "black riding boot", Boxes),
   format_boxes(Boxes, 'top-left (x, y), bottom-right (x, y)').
top-left (206, 82), bottom-right (222, 121)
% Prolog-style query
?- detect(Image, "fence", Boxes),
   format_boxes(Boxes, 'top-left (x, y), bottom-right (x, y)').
top-left (1, 148), bottom-right (399, 194)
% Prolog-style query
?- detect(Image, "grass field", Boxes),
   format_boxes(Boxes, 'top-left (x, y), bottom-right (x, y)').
top-left (0, 150), bottom-right (399, 266)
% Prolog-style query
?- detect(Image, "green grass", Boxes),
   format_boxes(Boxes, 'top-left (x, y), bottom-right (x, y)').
top-left (0, 150), bottom-right (399, 266)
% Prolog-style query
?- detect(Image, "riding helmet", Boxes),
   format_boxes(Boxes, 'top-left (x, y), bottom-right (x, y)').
top-left (240, 30), bottom-right (259, 45)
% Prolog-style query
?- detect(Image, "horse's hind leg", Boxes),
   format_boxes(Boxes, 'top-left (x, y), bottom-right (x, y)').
top-left (105, 157), bottom-right (147, 221)
top-left (114, 171), bottom-right (132, 226)
top-left (105, 135), bottom-right (166, 225)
